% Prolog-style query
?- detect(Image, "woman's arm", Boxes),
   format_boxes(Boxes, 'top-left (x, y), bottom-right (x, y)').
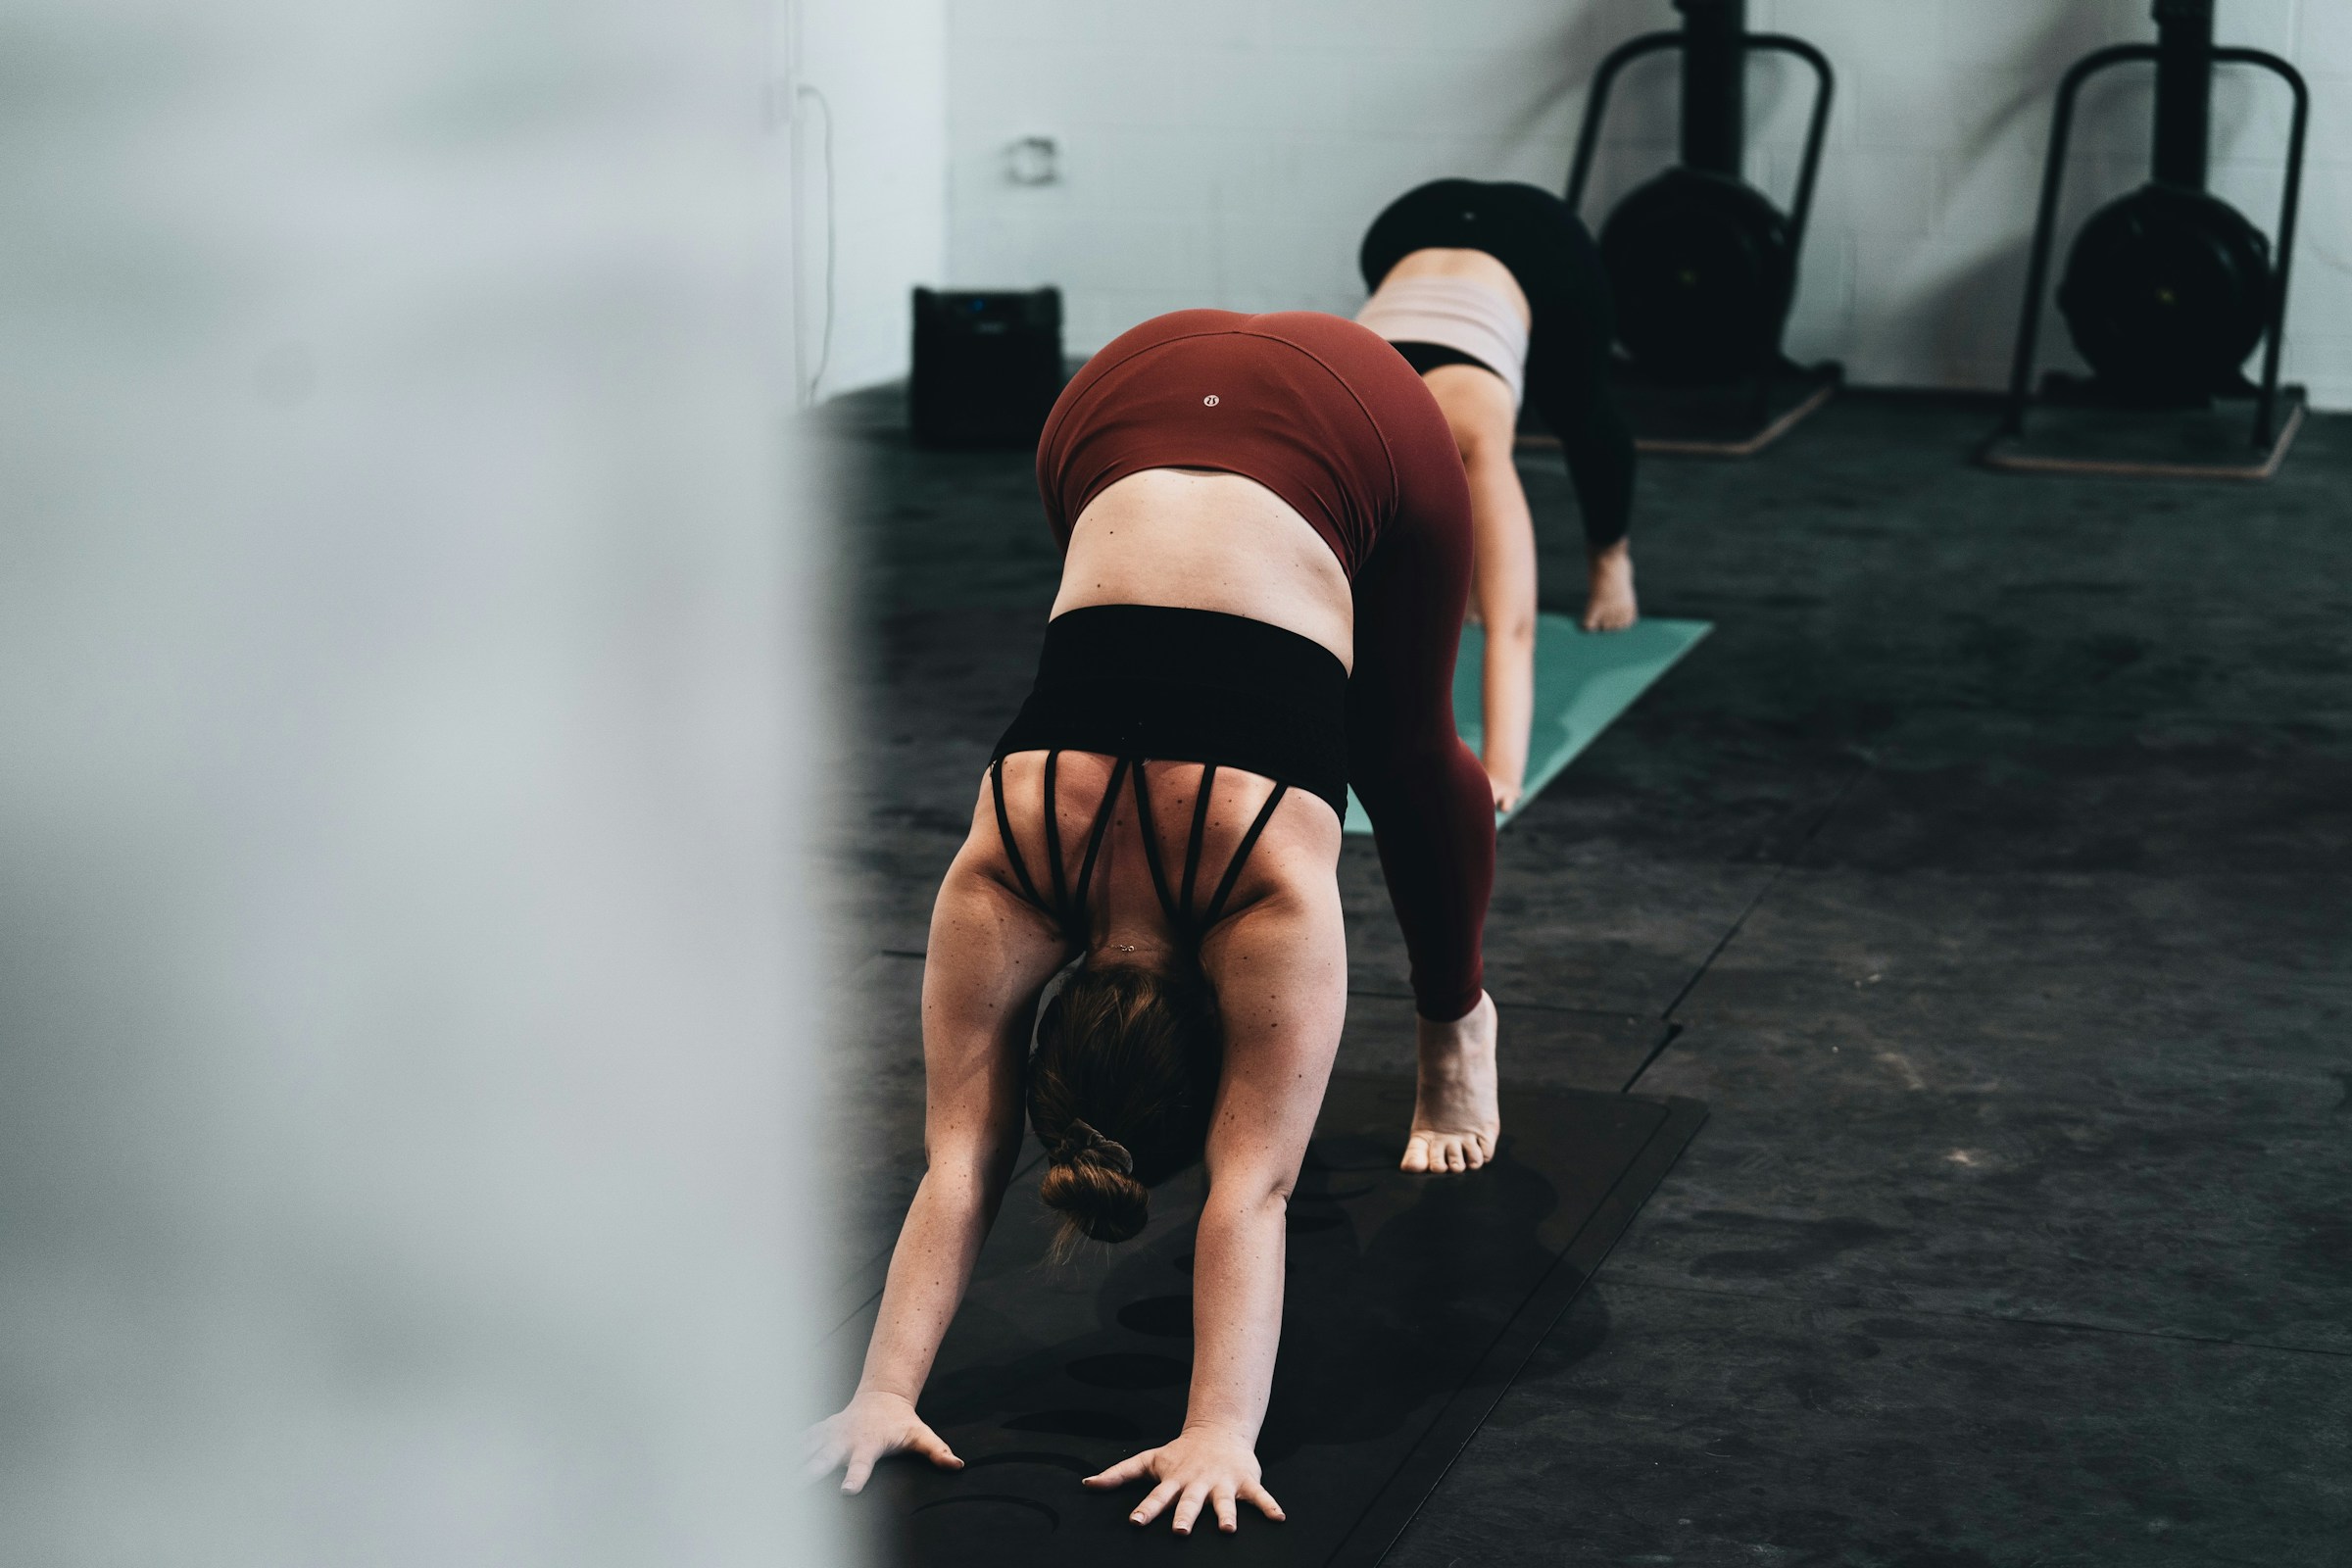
top-left (1082, 834), bottom-right (1348, 1534)
top-left (1419, 363), bottom-right (1537, 812)
top-left (1526, 311), bottom-right (1640, 633)
top-left (1471, 481), bottom-right (1538, 812)
top-left (808, 806), bottom-right (1070, 1494)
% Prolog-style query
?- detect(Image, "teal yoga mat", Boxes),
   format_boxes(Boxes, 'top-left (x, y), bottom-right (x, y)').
top-left (1343, 613), bottom-right (1711, 834)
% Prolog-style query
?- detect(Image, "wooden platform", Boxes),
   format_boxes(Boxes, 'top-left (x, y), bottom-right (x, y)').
top-left (1980, 386), bottom-right (2308, 480)
top-left (1521, 363), bottom-right (1842, 458)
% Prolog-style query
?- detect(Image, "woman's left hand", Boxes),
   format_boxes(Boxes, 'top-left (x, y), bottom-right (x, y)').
top-left (1083, 1424), bottom-right (1286, 1535)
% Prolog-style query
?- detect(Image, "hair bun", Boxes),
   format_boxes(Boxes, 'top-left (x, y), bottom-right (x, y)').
top-left (1026, 961), bottom-right (1221, 1254)
top-left (1039, 1155), bottom-right (1150, 1246)
top-left (1052, 1117), bottom-right (1134, 1174)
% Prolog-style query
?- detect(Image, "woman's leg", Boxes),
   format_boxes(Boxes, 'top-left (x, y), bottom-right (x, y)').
top-left (1499, 189), bottom-right (1640, 631)
top-left (1419, 363), bottom-right (1538, 811)
top-left (1346, 458), bottom-right (1500, 1173)
top-left (1527, 333), bottom-right (1639, 631)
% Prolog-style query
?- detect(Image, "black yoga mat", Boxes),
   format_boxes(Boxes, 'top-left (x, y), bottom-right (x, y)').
top-left (837, 1074), bottom-right (1706, 1565)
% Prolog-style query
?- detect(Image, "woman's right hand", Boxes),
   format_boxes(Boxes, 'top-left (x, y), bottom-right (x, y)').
top-left (806, 1390), bottom-right (963, 1494)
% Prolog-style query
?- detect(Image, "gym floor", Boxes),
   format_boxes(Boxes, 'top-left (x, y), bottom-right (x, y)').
top-left (817, 387), bottom-right (2352, 1566)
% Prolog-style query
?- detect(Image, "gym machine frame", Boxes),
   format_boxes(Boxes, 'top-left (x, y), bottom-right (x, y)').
top-left (1565, 1), bottom-right (1838, 456)
top-left (1986, 12), bottom-right (2310, 479)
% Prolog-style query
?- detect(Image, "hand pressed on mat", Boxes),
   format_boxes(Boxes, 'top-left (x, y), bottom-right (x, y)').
top-left (807, 1390), bottom-right (962, 1494)
top-left (1086, 1422), bottom-right (1286, 1536)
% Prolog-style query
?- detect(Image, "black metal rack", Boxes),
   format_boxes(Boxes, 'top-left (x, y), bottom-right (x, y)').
top-left (1565, 8), bottom-right (1834, 270)
top-left (1562, 0), bottom-right (1838, 454)
top-left (1990, 1), bottom-right (2310, 471)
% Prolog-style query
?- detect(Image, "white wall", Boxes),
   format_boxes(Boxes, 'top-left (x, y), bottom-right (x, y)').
top-left (0, 1), bottom-right (842, 1562)
top-left (944, 0), bottom-right (2352, 406)
top-left (794, 0), bottom-right (950, 398)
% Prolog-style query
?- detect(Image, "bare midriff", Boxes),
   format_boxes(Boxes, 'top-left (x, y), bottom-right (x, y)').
top-left (1051, 467), bottom-right (1356, 673)
top-left (1378, 247), bottom-right (1533, 328)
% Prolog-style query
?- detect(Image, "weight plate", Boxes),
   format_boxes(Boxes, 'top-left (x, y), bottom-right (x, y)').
top-left (2057, 183), bottom-right (2272, 397)
top-left (1600, 168), bottom-right (1793, 381)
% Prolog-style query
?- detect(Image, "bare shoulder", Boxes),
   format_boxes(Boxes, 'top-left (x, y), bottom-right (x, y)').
top-left (923, 762), bottom-right (1073, 961)
top-left (917, 773), bottom-right (1075, 1079)
top-left (1183, 775), bottom-right (1341, 924)
top-left (1237, 787), bottom-right (1344, 888)
top-left (1195, 789), bottom-right (1348, 1117)
top-left (1194, 785), bottom-right (1345, 994)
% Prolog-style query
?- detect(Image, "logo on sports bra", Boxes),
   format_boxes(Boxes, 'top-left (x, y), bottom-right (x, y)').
top-left (1202, 394), bottom-right (1220, 407)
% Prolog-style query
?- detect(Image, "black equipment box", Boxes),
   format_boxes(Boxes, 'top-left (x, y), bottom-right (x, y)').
top-left (909, 287), bottom-right (1064, 449)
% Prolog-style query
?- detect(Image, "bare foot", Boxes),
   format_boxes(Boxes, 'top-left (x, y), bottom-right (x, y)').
top-left (1582, 541), bottom-right (1638, 632)
top-left (1401, 993), bottom-right (1500, 1173)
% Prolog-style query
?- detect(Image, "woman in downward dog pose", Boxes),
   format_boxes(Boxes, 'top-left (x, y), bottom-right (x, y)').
top-left (808, 309), bottom-right (1499, 1534)
top-left (1357, 177), bottom-right (1641, 811)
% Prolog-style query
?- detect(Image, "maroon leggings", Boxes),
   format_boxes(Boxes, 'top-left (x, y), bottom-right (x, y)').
top-left (1035, 310), bottom-right (1494, 1020)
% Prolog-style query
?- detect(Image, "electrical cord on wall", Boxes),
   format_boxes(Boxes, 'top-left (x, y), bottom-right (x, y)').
top-left (796, 83), bottom-right (835, 403)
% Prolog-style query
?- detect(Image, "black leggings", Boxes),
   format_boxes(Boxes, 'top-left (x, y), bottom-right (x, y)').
top-left (1361, 178), bottom-right (1636, 551)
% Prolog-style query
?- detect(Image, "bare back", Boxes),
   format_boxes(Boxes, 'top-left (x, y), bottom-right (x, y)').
top-left (968, 750), bottom-right (1340, 972)
top-left (1379, 246), bottom-right (1533, 327)
top-left (1053, 469), bottom-right (1355, 672)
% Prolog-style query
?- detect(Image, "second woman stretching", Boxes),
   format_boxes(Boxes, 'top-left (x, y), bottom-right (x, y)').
top-left (1357, 177), bottom-right (1641, 811)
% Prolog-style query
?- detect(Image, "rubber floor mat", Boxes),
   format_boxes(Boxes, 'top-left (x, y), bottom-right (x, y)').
top-left (838, 1073), bottom-right (1706, 1564)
